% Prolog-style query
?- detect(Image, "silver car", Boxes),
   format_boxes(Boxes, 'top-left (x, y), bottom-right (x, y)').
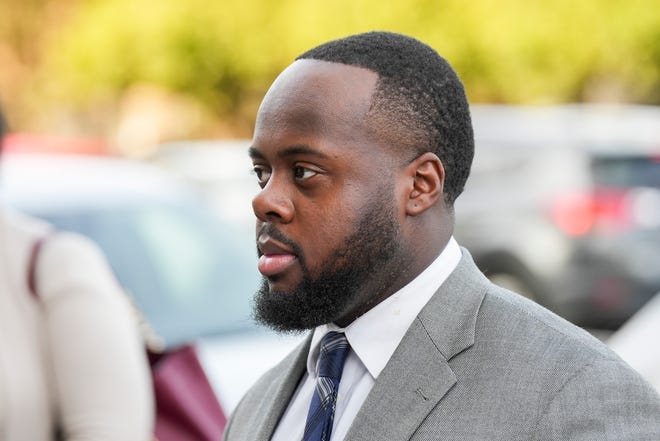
top-left (455, 104), bottom-right (660, 329)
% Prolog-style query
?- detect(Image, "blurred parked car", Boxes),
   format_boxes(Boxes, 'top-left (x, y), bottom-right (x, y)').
top-left (607, 291), bottom-right (660, 393)
top-left (1, 133), bottom-right (110, 155)
top-left (0, 152), bottom-right (301, 413)
top-left (455, 104), bottom-right (660, 329)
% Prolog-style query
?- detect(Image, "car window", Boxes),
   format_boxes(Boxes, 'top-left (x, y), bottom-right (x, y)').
top-left (592, 156), bottom-right (660, 189)
top-left (38, 201), bottom-right (260, 346)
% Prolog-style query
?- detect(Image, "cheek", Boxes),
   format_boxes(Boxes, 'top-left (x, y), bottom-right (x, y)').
top-left (294, 174), bottom-right (395, 265)
top-left (296, 202), bottom-right (358, 265)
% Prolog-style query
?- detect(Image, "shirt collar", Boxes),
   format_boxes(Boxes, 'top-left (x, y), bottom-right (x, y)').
top-left (307, 237), bottom-right (462, 379)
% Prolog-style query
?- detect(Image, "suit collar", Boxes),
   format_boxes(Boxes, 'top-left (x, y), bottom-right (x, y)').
top-left (417, 247), bottom-right (489, 360)
top-left (345, 248), bottom-right (488, 440)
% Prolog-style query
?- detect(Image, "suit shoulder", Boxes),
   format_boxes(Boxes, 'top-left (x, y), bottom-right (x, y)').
top-left (440, 284), bottom-right (660, 438)
top-left (465, 283), bottom-right (646, 402)
top-left (479, 284), bottom-right (615, 363)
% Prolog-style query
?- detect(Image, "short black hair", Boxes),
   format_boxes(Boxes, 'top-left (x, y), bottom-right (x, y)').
top-left (297, 31), bottom-right (474, 205)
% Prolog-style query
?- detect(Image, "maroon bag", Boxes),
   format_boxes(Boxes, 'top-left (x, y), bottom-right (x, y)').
top-left (149, 345), bottom-right (227, 441)
top-left (29, 237), bottom-right (227, 441)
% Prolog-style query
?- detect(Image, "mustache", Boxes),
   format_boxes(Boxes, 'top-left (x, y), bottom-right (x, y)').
top-left (256, 224), bottom-right (304, 258)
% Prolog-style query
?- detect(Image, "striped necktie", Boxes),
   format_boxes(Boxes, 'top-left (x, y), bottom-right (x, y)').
top-left (302, 332), bottom-right (350, 441)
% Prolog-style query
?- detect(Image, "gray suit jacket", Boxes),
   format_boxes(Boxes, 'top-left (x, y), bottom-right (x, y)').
top-left (225, 250), bottom-right (660, 440)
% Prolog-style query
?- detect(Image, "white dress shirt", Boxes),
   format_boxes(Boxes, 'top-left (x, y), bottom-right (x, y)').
top-left (270, 237), bottom-right (461, 441)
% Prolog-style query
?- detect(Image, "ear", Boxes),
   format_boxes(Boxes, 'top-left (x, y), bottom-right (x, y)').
top-left (405, 152), bottom-right (445, 216)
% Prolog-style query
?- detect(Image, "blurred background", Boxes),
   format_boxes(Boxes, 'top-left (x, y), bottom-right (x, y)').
top-left (1, 0), bottom-right (659, 416)
top-left (1, 0), bottom-right (659, 154)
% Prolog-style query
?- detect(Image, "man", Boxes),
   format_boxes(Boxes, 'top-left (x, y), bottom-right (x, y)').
top-left (225, 32), bottom-right (660, 440)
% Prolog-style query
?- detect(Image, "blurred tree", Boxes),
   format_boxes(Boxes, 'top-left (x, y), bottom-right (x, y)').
top-left (0, 0), bottom-right (78, 125)
top-left (1, 0), bottom-right (658, 144)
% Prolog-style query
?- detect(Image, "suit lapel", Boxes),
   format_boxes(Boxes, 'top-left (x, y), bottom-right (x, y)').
top-left (345, 249), bottom-right (488, 441)
top-left (250, 335), bottom-right (311, 441)
top-left (345, 318), bottom-right (456, 441)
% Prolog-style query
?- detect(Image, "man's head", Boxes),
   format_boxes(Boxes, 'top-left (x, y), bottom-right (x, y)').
top-left (249, 31), bottom-right (473, 332)
top-left (295, 31), bottom-right (474, 206)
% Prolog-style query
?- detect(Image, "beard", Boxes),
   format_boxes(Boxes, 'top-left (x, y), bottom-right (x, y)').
top-left (252, 193), bottom-right (405, 333)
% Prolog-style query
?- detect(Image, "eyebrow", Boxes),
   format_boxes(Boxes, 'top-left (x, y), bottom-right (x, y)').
top-left (248, 144), bottom-right (331, 160)
top-left (248, 146), bottom-right (264, 159)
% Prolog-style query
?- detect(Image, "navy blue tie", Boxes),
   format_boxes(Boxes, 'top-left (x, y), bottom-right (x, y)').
top-left (302, 332), bottom-right (350, 441)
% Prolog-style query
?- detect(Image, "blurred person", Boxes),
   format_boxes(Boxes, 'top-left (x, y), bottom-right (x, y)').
top-left (608, 292), bottom-right (660, 393)
top-left (225, 32), bottom-right (660, 441)
top-left (0, 108), bottom-right (154, 440)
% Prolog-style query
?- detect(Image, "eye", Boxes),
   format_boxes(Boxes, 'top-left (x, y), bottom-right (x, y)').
top-left (293, 165), bottom-right (317, 181)
top-left (252, 165), bottom-right (271, 187)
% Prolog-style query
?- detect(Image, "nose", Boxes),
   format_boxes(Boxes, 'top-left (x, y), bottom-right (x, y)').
top-left (252, 178), bottom-right (294, 224)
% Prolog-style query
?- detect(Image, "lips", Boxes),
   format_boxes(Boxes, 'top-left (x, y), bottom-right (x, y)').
top-left (257, 233), bottom-right (298, 277)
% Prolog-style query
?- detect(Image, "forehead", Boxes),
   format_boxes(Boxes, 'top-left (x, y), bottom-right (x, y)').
top-left (252, 60), bottom-right (379, 153)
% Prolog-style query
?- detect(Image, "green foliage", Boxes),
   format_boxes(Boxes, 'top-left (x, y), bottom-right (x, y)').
top-left (23, 0), bottom-right (660, 128)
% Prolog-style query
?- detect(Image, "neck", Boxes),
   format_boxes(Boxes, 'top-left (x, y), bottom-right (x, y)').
top-left (333, 231), bottom-right (451, 328)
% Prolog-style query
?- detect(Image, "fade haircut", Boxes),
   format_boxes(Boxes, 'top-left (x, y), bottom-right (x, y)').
top-left (296, 31), bottom-right (474, 206)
